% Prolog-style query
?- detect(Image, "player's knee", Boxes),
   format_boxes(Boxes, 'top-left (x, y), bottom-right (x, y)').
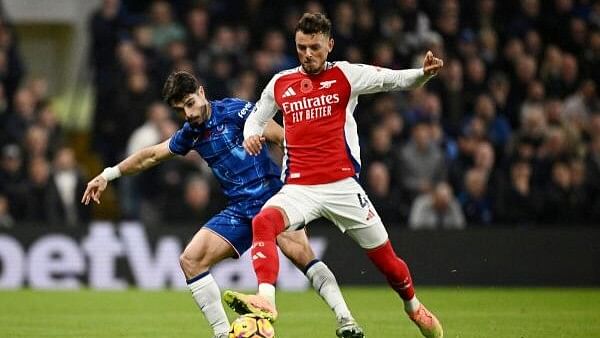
top-left (179, 252), bottom-right (194, 274)
top-left (179, 250), bottom-right (210, 275)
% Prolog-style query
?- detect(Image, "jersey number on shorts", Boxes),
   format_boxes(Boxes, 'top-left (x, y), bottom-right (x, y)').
top-left (357, 193), bottom-right (369, 208)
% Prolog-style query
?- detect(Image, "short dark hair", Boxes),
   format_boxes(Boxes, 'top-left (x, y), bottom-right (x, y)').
top-left (295, 13), bottom-right (332, 37)
top-left (162, 71), bottom-right (199, 106)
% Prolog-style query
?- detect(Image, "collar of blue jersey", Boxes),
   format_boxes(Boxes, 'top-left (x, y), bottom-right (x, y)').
top-left (204, 100), bottom-right (218, 128)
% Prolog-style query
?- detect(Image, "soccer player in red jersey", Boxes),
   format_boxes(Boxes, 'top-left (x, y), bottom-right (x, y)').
top-left (224, 13), bottom-right (444, 338)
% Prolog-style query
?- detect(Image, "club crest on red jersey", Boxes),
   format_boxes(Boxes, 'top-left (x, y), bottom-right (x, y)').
top-left (319, 80), bottom-right (337, 89)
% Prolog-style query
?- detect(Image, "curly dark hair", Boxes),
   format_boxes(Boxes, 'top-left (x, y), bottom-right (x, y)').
top-left (295, 12), bottom-right (332, 37)
top-left (162, 71), bottom-right (199, 106)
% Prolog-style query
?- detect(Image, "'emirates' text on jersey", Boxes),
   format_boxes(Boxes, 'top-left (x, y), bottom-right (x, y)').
top-left (169, 98), bottom-right (282, 217)
top-left (244, 61), bottom-right (433, 185)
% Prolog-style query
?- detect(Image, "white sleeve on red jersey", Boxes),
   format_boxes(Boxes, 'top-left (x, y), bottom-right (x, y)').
top-left (244, 74), bottom-right (280, 139)
top-left (336, 61), bottom-right (434, 95)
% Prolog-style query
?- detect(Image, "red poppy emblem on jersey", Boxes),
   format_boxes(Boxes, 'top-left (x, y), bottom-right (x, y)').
top-left (300, 79), bottom-right (313, 93)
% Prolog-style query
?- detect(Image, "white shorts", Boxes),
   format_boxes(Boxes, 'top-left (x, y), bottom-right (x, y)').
top-left (263, 177), bottom-right (389, 249)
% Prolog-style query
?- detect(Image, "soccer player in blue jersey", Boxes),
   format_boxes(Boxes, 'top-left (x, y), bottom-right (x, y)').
top-left (81, 71), bottom-right (364, 338)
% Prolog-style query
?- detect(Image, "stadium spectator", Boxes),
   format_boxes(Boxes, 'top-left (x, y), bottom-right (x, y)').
top-left (447, 128), bottom-right (477, 192)
top-left (463, 56), bottom-right (487, 110)
top-left (185, 6), bottom-right (209, 62)
top-left (164, 174), bottom-right (217, 225)
top-left (409, 181), bottom-right (465, 230)
top-left (396, 0), bottom-right (434, 55)
top-left (230, 69), bottom-right (259, 102)
top-left (403, 89), bottom-right (442, 128)
top-left (89, 0), bottom-right (131, 164)
top-left (472, 140), bottom-right (500, 195)
top-left (36, 102), bottom-right (64, 156)
top-left (3, 88), bottom-right (36, 145)
top-left (0, 20), bottom-right (25, 109)
top-left (459, 167), bottom-right (493, 226)
top-left (119, 102), bottom-right (172, 218)
top-left (144, 154), bottom-right (211, 226)
top-left (436, 58), bottom-right (464, 135)
top-left (113, 67), bottom-right (159, 156)
top-left (0, 193), bottom-right (14, 228)
top-left (261, 29), bottom-right (296, 73)
top-left (395, 120), bottom-right (446, 202)
top-left (585, 134), bottom-right (600, 223)
top-left (470, 94), bottom-right (512, 153)
top-left (203, 56), bottom-right (234, 99)
top-left (508, 104), bottom-right (547, 163)
top-left (563, 79), bottom-right (599, 123)
top-left (329, 1), bottom-right (354, 62)
top-left (47, 147), bottom-right (90, 227)
top-left (0, 83), bottom-right (8, 131)
top-left (487, 72), bottom-right (510, 120)
top-left (541, 161), bottom-right (588, 225)
top-left (495, 160), bottom-right (540, 226)
top-left (24, 156), bottom-right (51, 224)
top-left (149, 0), bottom-right (185, 51)
top-left (365, 161), bottom-right (406, 225)
top-left (0, 144), bottom-right (27, 221)
top-left (363, 124), bottom-right (396, 169)
top-left (23, 125), bottom-right (50, 161)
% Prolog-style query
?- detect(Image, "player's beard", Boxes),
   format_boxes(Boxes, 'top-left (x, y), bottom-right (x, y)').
top-left (198, 103), bottom-right (211, 123)
top-left (187, 103), bottom-right (210, 125)
top-left (302, 61), bottom-right (322, 74)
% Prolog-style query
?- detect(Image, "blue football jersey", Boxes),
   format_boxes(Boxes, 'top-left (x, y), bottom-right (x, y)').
top-left (169, 98), bottom-right (283, 217)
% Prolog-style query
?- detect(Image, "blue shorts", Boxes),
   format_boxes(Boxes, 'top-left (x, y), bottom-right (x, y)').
top-left (204, 208), bottom-right (253, 258)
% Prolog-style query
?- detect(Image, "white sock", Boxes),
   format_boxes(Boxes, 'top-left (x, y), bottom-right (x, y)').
top-left (404, 296), bottom-right (421, 313)
top-left (258, 283), bottom-right (276, 306)
top-left (305, 260), bottom-right (353, 322)
top-left (187, 272), bottom-right (230, 336)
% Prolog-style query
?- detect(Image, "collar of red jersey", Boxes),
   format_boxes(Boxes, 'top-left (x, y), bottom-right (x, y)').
top-left (298, 61), bottom-right (334, 75)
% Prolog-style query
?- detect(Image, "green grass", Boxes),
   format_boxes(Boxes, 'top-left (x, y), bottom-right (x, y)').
top-left (1, 287), bottom-right (599, 337)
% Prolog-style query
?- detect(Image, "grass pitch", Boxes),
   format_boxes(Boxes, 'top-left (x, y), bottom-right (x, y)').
top-left (1, 287), bottom-right (599, 337)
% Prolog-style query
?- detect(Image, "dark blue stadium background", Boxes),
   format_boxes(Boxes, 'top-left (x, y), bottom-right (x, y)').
top-left (1, 0), bottom-right (599, 229)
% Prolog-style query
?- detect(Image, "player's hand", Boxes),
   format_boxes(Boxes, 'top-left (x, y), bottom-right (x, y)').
top-left (423, 50), bottom-right (443, 76)
top-left (243, 135), bottom-right (266, 156)
top-left (81, 175), bottom-right (108, 205)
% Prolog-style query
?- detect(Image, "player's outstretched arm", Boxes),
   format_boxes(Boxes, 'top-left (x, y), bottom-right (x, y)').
top-left (81, 140), bottom-right (175, 205)
top-left (338, 50), bottom-right (444, 95)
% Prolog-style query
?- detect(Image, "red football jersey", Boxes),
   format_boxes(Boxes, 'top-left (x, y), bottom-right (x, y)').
top-left (244, 61), bottom-right (432, 185)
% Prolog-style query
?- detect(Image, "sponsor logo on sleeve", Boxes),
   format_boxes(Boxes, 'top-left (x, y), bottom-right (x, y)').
top-left (237, 102), bottom-right (253, 118)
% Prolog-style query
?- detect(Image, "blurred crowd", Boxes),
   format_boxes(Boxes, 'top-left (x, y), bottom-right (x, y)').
top-left (0, 5), bottom-right (91, 227)
top-left (1, 0), bottom-right (599, 228)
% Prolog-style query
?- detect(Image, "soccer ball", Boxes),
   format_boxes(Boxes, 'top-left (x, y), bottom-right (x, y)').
top-left (229, 314), bottom-right (275, 338)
